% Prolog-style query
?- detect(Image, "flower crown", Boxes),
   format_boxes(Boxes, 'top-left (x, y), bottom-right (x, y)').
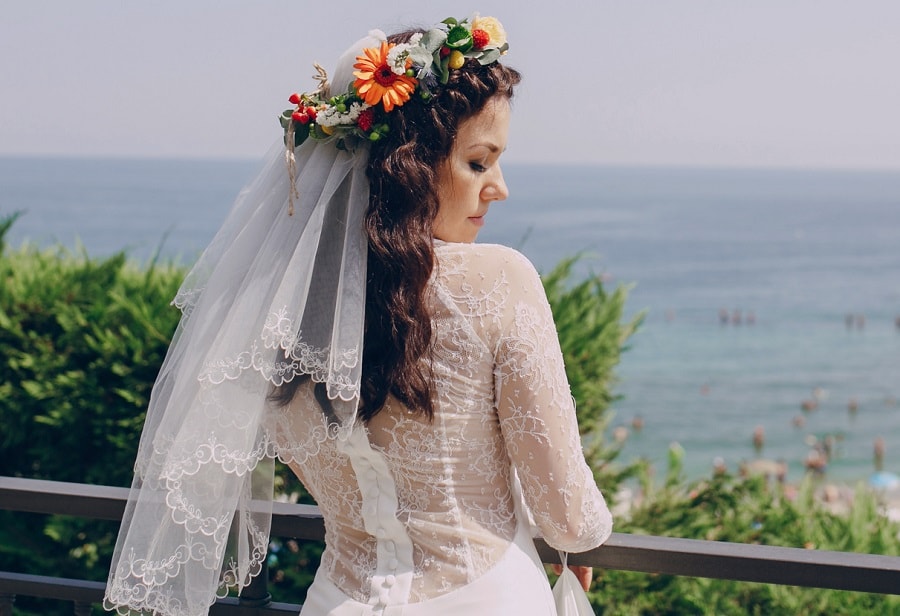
top-left (279, 15), bottom-right (508, 149)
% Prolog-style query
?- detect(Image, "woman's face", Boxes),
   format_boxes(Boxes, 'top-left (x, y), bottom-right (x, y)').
top-left (433, 96), bottom-right (510, 243)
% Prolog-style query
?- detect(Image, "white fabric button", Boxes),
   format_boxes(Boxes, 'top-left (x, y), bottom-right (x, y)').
top-left (385, 540), bottom-right (395, 552)
top-left (376, 527), bottom-right (386, 538)
top-left (385, 574), bottom-right (396, 586)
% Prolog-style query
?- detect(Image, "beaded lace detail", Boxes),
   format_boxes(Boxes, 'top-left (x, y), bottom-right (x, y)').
top-left (279, 242), bottom-right (612, 605)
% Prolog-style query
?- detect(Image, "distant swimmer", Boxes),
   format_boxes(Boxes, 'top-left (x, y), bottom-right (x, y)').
top-left (753, 425), bottom-right (765, 453)
top-left (740, 458), bottom-right (786, 482)
top-left (804, 449), bottom-right (827, 474)
top-left (713, 456), bottom-right (727, 476)
top-left (843, 313), bottom-right (865, 329)
top-left (822, 434), bottom-right (837, 459)
top-left (715, 307), bottom-right (756, 326)
top-left (875, 437), bottom-right (886, 472)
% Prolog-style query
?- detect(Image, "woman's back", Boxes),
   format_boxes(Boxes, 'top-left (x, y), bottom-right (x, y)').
top-left (278, 242), bottom-right (612, 606)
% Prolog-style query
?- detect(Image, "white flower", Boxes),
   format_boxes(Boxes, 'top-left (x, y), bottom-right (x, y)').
top-left (316, 102), bottom-right (369, 127)
top-left (471, 14), bottom-right (507, 48)
top-left (386, 33), bottom-right (425, 75)
top-left (387, 44), bottom-right (412, 75)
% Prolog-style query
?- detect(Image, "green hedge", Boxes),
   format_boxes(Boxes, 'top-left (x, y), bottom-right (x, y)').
top-left (0, 214), bottom-right (187, 614)
top-left (589, 444), bottom-right (900, 614)
top-left (0, 215), bottom-right (182, 486)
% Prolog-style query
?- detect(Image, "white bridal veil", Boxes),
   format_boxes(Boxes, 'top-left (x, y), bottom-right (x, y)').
top-left (104, 31), bottom-right (385, 616)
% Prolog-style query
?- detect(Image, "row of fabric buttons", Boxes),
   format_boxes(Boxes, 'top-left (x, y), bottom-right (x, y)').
top-left (342, 427), bottom-right (414, 613)
top-left (365, 462), bottom-right (390, 613)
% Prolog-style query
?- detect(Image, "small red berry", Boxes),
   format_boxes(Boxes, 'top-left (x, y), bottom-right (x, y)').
top-left (305, 106), bottom-right (317, 120)
top-left (288, 93), bottom-right (302, 105)
top-left (292, 111), bottom-right (310, 124)
top-left (472, 29), bottom-right (490, 49)
top-left (439, 46), bottom-right (451, 58)
top-left (357, 108), bottom-right (375, 132)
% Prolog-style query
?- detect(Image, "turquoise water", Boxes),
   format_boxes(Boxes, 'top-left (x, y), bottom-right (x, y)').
top-left (3, 157), bottom-right (899, 482)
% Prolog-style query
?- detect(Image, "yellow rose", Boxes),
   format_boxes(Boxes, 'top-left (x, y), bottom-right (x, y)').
top-left (471, 15), bottom-right (507, 48)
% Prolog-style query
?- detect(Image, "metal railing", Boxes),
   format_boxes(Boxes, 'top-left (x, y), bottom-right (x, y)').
top-left (2, 476), bottom-right (900, 614)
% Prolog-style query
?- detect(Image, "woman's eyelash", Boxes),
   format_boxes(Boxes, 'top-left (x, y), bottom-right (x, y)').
top-left (469, 162), bottom-right (487, 173)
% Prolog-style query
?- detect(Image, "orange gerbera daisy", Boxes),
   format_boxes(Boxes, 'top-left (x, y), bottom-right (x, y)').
top-left (353, 41), bottom-right (418, 112)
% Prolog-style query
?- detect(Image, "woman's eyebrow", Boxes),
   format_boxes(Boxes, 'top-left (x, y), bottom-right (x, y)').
top-left (466, 142), bottom-right (503, 153)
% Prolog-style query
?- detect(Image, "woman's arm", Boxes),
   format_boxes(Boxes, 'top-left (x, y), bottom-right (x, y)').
top-left (493, 249), bottom-right (613, 553)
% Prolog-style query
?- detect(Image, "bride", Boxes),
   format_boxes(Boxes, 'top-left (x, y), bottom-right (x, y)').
top-left (105, 14), bottom-right (612, 616)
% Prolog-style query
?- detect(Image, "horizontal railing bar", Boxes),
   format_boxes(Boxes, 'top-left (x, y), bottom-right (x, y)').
top-left (3, 476), bottom-right (900, 596)
top-left (0, 572), bottom-right (301, 614)
top-left (271, 500), bottom-right (326, 541)
top-left (208, 598), bottom-right (307, 615)
top-left (535, 534), bottom-right (900, 595)
top-left (0, 572), bottom-right (105, 603)
top-left (0, 475), bottom-right (326, 538)
top-left (0, 476), bottom-right (128, 521)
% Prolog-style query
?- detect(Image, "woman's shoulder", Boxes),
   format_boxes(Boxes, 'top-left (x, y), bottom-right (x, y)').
top-left (433, 241), bottom-right (546, 313)
top-left (434, 241), bottom-right (540, 281)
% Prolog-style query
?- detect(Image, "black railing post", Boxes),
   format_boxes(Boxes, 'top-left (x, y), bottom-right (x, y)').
top-left (0, 593), bottom-right (14, 616)
top-left (73, 600), bottom-right (92, 615)
top-left (238, 560), bottom-right (272, 608)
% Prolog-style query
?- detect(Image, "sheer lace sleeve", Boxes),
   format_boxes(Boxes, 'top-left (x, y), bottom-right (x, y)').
top-left (492, 248), bottom-right (613, 553)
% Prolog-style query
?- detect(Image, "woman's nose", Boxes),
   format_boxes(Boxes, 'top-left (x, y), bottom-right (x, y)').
top-left (485, 166), bottom-right (508, 202)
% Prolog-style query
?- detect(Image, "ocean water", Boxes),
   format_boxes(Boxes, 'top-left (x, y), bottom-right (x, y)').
top-left (2, 156), bottom-right (899, 483)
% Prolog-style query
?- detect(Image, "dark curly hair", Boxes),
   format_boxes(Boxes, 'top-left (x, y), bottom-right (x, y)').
top-left (270, 30), bottom-right (521, 422)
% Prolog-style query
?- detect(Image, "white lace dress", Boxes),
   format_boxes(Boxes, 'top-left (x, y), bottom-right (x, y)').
top-left (276, 242), bottom-right (613, 615)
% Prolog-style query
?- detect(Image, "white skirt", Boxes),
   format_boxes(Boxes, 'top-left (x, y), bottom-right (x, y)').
top-left (299, 524), bottom-right (557, 616)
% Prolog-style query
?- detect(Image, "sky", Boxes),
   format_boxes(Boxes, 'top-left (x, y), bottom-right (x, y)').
top-left (2, 1), bottom-right (899, 170)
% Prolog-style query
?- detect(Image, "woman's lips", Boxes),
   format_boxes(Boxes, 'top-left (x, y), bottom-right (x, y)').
top-left (468, 216), bottom-right (485, 227)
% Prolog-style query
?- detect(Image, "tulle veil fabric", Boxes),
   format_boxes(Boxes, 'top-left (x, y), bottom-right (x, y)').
top-left (104, 31), bottom-right (385, 616)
